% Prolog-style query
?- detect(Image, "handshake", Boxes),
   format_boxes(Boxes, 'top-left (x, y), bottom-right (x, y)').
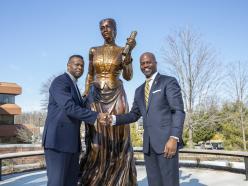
top-left (97, 113), bottom-right (113, 126)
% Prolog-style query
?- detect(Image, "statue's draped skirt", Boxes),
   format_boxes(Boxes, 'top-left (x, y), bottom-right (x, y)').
top-left (78, 83), bottom-right (137, 186)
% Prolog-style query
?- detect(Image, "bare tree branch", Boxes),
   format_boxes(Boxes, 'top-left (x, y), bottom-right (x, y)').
top-left (40, 75), bottom-right (56, 110)
top-left (225, 61), bottom-right (248, 150)
top-left (161, 27), bottom-right (222, 148)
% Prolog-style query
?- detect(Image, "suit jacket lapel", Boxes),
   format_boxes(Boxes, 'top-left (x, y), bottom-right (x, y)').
top-left (64, 73), bottom-right (82, 103)
top-left (147, 73), bottom-right (161, 112)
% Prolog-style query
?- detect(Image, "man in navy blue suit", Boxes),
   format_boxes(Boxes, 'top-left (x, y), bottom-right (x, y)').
top-left (111, 52), bottom-right (185, 186)
top-left (42, 55), bottom-right (107, 186)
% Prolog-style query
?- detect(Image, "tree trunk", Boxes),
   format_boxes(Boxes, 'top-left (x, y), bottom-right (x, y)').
top-left (240, 104), bottom-right (247, 150)
top-left (187, 110), bottom-right (193, 148)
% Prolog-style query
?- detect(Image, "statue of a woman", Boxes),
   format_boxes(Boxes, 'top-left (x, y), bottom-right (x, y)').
top-left (78, 18), bottom-right (137, 186)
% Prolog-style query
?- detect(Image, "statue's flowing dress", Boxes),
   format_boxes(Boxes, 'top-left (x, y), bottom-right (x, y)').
top-left (78, 44), bottom-right (137, 186)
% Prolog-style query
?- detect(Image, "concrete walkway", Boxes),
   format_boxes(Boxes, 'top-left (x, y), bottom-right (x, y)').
top-left (0, 166), bottom-right (247, 186)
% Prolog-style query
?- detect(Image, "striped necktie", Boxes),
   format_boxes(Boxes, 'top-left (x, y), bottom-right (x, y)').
top-left (145, 79), bottom-right (151, 109)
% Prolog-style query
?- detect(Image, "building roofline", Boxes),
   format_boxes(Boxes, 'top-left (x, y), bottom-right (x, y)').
top-left (0, 82), bottom-right (22, 95)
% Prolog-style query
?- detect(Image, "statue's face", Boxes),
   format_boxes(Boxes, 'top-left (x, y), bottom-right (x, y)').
top-left (100, 20), bottom-right (116, 42)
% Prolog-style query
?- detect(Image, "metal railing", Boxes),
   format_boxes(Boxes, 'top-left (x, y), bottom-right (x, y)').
top-left (0, 150), bottom-right (44, 181)
top-left (133, 147), bottom-right (248, 180)
top-left (0, 148), bottom-right (248, 181)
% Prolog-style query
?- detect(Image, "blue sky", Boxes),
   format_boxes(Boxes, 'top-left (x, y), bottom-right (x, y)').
top-left (0, 0), bottom-right (248, 111)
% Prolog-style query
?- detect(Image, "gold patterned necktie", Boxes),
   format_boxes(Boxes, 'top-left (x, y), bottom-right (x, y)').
top-left (145, 79), bottom-right (151, 109)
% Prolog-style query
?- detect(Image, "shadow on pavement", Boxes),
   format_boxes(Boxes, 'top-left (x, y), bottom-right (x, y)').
top-left (180, 170), bottom-right (207, 186)
top-left (137, 170), bottom-right (207, 186)
top-left (180, 178), bottom-right (207, 186)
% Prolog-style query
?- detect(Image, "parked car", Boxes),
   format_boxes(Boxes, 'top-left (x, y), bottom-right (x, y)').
top-left (195, 140), bottom-right (224, 150)
top-left (195, 141), bottom-right (206, 149)
top-left (210, 140), bottom-right (224, 150)
top-left (204, 141), bottom-right (213, 150)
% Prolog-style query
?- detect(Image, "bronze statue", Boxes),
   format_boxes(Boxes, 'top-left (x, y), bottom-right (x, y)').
top-left (78, 18), bottom-right (137, 186)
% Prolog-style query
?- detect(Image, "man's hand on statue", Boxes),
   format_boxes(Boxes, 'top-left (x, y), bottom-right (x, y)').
top-left (163, 137), bottom-right (178, 159)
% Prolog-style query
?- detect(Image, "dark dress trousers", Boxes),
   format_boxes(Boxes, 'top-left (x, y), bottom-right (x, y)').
top-left (116, 73), bottom-right (185, 186)
top-left (42, 73), bottom-right (98, 186)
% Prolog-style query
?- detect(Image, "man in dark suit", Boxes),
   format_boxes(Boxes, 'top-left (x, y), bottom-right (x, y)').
top-left (111, 52), bottom-right (185, 186)
top-left (42, 55), bottom-right (107, 186)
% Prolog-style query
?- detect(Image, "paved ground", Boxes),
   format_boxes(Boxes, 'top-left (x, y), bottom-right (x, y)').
top-left (0, 166), bottom-right (247, 186)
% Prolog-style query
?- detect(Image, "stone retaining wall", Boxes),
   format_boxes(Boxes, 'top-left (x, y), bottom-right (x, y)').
top-left (0, 144), bottom-right (45, 174)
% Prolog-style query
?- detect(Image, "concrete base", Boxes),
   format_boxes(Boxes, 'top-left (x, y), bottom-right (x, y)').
top-left (0, 166), bottom-right (247, 186)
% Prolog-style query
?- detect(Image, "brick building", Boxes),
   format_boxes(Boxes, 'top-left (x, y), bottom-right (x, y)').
top-left (0, 82), bottom-right (25, 143)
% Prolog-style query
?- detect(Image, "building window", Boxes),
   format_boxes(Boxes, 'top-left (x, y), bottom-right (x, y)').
top-left (0, 94), bottom-right (15, 104)
top-left (0, 115), bottom-right (14, 124)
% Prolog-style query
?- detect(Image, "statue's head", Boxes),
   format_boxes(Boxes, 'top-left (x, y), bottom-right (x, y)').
top-left (99, 18), bottom-right (117, 42)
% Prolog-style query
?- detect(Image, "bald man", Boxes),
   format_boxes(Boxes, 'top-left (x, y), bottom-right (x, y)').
top-left (113, 52), bottom-right (185, 186)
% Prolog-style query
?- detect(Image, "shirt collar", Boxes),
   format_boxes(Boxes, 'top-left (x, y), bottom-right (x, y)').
top-left (66, 71), bottom-right (77, 84)
top-left (146, 72), bottom-right (158, 81)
